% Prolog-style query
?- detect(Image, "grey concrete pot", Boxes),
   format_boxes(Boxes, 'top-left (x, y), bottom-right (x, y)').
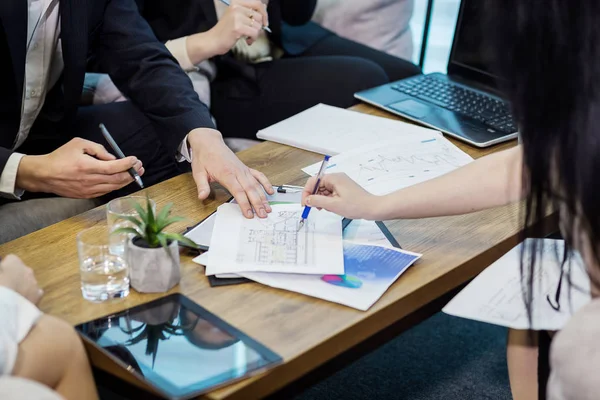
top-left (127, 239), bottom-right (180, 293)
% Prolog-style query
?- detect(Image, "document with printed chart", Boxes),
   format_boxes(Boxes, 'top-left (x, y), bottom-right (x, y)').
top-left (302, 133), bottom-right (473, 195)
top-left (206, 203), bottom-right (344, 275)
top-left (240, 240), bottom-right (421, 311)
top-left (443, 239), bottom-right (591, 331)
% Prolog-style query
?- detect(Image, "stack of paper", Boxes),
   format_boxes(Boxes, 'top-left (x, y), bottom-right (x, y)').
top-left (257, 103), bottom-right (442, 155)
top-left (443, 239), bottom-right (591, 330)
top-left (302, 132), bottom-right (473, 196)
top-left (197, 211), bottom-right (422, 311)
top-left (207, 203), bottom-right (345, 275)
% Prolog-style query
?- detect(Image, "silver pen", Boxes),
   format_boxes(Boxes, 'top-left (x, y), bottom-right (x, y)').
top-left (98, 124), bottom-right (144, 189)
top-left (218, 0), bottom-right (272, 33)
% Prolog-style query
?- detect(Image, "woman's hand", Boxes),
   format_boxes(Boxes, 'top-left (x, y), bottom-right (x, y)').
top-left (209, 0), bottom-right (268, 53)
top-left (0, 254), bottom-right (44, 305)
top-left (301, 173), bottom-right (379, 220)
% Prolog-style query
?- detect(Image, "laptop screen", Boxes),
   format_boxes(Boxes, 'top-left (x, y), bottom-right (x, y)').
top-left (448, 0), bottom-right (501, 88)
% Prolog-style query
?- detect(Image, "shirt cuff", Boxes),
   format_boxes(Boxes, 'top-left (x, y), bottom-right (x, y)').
top-left (0, 153), bottom-right (25, 200)
top-left (177, 135), bottom-right (192, 163)
top-left (0, 286), bottom-right (42, 375)
top-left (165, 37), bottom-right (197, 72)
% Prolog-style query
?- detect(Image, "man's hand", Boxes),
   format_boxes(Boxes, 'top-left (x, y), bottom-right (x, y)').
top-left (16, 138), bottom-right (144, 199)
top-left (188, 128), bottom-right (274, 218)
top-left (0, 254), bottom-right (44, 305)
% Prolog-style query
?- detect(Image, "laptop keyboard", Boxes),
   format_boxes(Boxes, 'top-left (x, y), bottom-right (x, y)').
top-left (391, 75), bottom-right (517, 133)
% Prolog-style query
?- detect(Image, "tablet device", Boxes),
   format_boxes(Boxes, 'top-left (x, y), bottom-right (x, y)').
top-left (76, 294), bottom-right (281, 400)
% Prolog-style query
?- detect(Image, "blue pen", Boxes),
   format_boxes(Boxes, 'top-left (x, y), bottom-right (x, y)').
top-left (297, 155), bottom-right (331, 231)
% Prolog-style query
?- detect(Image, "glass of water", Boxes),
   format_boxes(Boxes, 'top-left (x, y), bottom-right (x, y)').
top-left (107, 196), bottom-right (156, 256)
top-left (77, 226), bottom-right (130, 302)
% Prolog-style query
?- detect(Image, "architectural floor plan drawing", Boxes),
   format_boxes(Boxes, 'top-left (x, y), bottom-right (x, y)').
top-left (206, 203), bottom-right (344, 275)
top-left (236, 210), bottom-right (316, 265)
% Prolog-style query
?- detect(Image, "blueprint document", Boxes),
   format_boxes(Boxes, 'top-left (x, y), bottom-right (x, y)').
top-left (206, 203), bottom-right (344, 275)
top-left (302, 133), bottom-right (473, 196)
top-left (443, 239), bottom-right (591, 330)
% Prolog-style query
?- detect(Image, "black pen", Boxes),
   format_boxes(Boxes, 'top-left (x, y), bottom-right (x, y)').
top-left (98, 123), bottom-right (144, 189)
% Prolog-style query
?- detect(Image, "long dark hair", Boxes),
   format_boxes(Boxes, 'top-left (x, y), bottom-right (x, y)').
top-left (488, 1), bottom-right (600, 321)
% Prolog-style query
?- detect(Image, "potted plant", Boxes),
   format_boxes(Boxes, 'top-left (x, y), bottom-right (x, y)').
top-left (114, 197), bottom-right (199, 293)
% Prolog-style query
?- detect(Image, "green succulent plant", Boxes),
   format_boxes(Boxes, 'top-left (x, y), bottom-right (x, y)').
top-left (113, 196), bottom-right (199, 250)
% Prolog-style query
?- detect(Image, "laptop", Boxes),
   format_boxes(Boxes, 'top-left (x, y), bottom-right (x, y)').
top-left (354, 0), bottom-right (517, 148)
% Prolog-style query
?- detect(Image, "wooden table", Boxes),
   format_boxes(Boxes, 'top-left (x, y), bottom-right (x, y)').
top-left (0, 104), bottom-right (538, 399)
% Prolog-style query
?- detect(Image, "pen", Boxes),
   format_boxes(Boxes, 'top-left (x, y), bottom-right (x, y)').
top-left (297, 155), bottom-right (330, 231)
top-left (98, 123), bottom-right (144, 189)
top-left (218, 0), bottom-right (272, 33)
top-left (276, 184), bottom-right (303, 193)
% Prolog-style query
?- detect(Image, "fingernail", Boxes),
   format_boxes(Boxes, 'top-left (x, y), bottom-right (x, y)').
top-left (259, 208), bottom-right (267, 218)
top-left (247, 210), bottom-right (254, 218)
top-left (306, 196), bottom-right (311, 206)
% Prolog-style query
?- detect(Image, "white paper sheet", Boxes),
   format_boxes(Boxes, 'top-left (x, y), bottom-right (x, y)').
top-left (185, 191), bottom-right (302, 249)
top-left (302, 133), bottom-right (473, 196)
top-left (256, 103), bottom-right (441, 155)
top-left (240, 242), bottom-right (421, 311)
top-left (195, 219), bottom-right (394, 279)
top-left (443, 239), bottom-right (591, 331)
top-left (206, 203), bottom-right (344, 275)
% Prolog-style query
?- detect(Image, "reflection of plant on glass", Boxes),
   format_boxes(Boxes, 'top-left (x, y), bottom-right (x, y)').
top-left (120, 305), bottom-right (199, 368)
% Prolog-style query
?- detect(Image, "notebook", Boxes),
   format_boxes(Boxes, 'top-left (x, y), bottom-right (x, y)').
top-left (256, 103), bottom-right (441, 155)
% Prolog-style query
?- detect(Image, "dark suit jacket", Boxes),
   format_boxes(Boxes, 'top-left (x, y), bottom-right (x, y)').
top-left (0, 0), bottom-right (214, 175)
top-left (134, 0), bottom-right (331, 85)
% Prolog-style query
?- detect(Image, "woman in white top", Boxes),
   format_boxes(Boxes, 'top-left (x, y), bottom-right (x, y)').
top-left (0, 255), bottom-right (98, 399)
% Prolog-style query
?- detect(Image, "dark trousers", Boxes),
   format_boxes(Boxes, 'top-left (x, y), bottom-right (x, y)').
top-left (14, 101), bottom-right (188, 202)
top-left (211, 35), bottom-right (421, 140)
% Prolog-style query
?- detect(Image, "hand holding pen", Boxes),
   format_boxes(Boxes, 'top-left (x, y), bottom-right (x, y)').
top-left (219, 0), bottom-right (271, 33)
top-left (298, 155), bottom-right (330, 231)
top-left (99, 124), bottom-right (144, 189)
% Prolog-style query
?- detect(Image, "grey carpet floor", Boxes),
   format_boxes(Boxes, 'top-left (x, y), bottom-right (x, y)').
top-left (97, 312), bottom-right (512, 400)
top-left (294, 312), bottom-right (512, 400)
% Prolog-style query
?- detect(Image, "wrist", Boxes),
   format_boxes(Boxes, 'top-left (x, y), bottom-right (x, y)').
top-left (15, 155), bottom-right (45, 192)
top-left (187, 128), bottom-right (223, 151)
top-left (372, 194), bottom-right (395, 221)
top-left (188, 31), bottom-right (222, 62)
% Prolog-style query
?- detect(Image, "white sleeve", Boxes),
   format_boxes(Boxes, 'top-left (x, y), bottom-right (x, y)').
top-left (177, 134), bottom-right (192, 163)
top-left (0, 153), bottom-right (25, 200)
top-left (165, 37), bottom-right (197, 72)
top-left (0, 287), bottom-right (42, 376)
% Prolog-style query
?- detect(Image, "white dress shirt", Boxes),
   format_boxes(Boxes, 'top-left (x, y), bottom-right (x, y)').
top-left (0, 287), bottom-right (42, 375)
top-left (0, 0), bottom-right (61, 199)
